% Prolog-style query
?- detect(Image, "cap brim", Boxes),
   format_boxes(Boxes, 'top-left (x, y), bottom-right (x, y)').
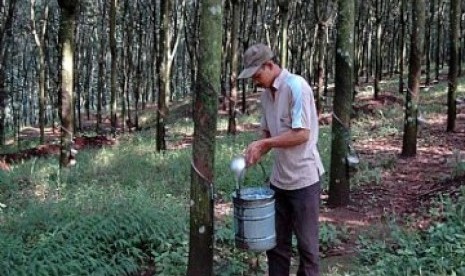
top-left (237, 66), bottom-right (260, 79)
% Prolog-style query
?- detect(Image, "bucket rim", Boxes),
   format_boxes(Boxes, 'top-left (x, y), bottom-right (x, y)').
top-left (232, 186), bottom-right (274, 201)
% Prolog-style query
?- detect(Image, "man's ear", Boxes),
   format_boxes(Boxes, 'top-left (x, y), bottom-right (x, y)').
top-left (263, 61), bottom-right (272, 70)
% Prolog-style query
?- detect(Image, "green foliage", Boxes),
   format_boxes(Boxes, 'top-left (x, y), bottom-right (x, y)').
top-left (451, 149), bottom-right (465, 178)
top-left (350, 160), bottom-right (382, 187)
top-left (320, 223), bottom-right (347, 255)
top-left (214, 215), bottom-right (347, 275)
top-left (349, 191), bottom-right (465, 276)
top-left (0, 102), bottom-right (333, 275)
top-left (0, 194), bottom-right (188, 275)
top-left (214, 216), bottom-right (267, 275)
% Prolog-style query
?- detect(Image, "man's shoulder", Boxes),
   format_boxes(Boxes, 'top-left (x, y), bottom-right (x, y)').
top-left (283, 72), bottom-right (312, 95)
top-left (280, 70), bottom-right (306, 85)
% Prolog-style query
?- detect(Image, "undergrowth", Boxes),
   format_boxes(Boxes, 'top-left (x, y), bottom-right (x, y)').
top-left (0, 193), bottom-right (188, 275)
top-left (214, 215), bottom-right (347, 275)
top-left (347, 189), bottom-right (465, 276)
top-left (1, 75), bottom-right (463, 274)
top-left (0, 122), bottom-right (343, 275)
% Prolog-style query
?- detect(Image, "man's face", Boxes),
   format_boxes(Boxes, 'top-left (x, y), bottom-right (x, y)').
top-left (252, 63), bottom-right (273, 88)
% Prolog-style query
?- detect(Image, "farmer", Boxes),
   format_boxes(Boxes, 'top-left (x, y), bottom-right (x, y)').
top-left (239, 43), bottom-right (324, 276)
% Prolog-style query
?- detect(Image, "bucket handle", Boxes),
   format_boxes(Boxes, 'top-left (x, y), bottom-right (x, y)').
top-left (237, 162), bottom-right (269, 197)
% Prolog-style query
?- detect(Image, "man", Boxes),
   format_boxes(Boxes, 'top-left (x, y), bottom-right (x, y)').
top-left (238, 43), bottom-right (324, 276)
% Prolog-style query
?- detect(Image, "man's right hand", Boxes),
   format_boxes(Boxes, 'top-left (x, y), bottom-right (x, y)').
top-left (245, 139), bottom-right (267, 166)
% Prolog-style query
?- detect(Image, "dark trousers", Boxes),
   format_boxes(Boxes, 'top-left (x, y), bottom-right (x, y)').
top-left (267, 182), bottom-right (320, 276)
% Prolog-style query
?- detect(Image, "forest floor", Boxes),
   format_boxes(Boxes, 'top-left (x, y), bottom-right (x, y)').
top-left (1, 86), bottom-right (465, 274)
top-left (318, 96), bottom-right (465, 273)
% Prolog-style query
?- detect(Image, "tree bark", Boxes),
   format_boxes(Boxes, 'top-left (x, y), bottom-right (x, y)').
top-left (401, 0), bottom-right (424, 157)
top-left (0, 0), bottom-right (17, 145)
top-left (31, 0), bottom-right (49, 144)
top-left (373, 0), bottom-right (382, 99)
top-left (277, 0), bottom-right (289, 67)
top-left (435, 0), bottom-right (441, 81)
top-left (187, 0), bottom-right (222, 275)
top-left (110, 0), bottom-right (118, 136)
top-left (157, 0), bottom-right (171, 151)
top-left (157, 0), bottom-right (185, 151)
top-left (314, 0), bottom-right (332, 115)
top-left (425, 0), bottom-right (433, 86)
top-left (227, 0), bottom-right (241, 135)
top-left (328, 0), bottom-right (355, 207)
top-left (96, 0), bottom-right (107, 133)
top-left (398, 0), bottom-right (406, 94)
top-left (57, 0), bottom-right (78, 167)
top-left (447, 0), bottom-right (459, 132)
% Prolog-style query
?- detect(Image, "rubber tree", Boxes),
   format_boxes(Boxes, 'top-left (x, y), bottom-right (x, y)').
top-left (57, 0), bottom-right (78, 167)
top-left (401, 0), bottom-right (424, 157)
top-left (398, 0), bottom-right (407, 94)
top-left (314, 0), bottom-right (334, 115)
top-left (157, 0), bottom-right (185, 151)
top-left (373, 0), bottom-right (383, 99)
top-left (156, 0), bottom-right (172, 151)
top-left (425, 0), bottom-right (434, 86)
top-left (277, 0), bottom-right (289, 67)
top-left (328, 0), bottom-right (355, 207)
top-left (227, 0), bottom-right (241, 135)
top-left (447, 0), bottom-right (460, 132)
top-left (96, 0), bottom-right (107, 132)
top-left (110, 0), bottom-right (118, 136)
top-left (187, 0), bottom-right (222, 275)
top-left (0, 0), bottom-right (17, 145)
top-left (435, 0), bottom-right (443, 81)
top-left (31, 0), bottom-right (49, 144)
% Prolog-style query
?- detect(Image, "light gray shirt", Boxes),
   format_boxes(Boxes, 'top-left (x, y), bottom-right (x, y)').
top-left (260, 69), bottom-right (324, 190)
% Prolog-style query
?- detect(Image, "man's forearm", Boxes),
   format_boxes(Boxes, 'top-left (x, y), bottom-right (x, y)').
top-left (262, 128), bottom-right (309, 150)
top-left (246, 128), bottom-right (309, 165)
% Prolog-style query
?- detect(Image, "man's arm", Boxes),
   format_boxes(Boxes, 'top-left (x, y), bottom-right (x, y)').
top-left (246, 128), bottom-right (309, 165)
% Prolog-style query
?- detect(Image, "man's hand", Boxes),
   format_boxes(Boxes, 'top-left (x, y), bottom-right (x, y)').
top-left (245, 140), bottom-right (267, 166)
top-left (245, 128), bottom-right (309, 166)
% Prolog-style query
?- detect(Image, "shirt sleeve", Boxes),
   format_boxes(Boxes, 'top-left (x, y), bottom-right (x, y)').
top-left (287, 76), bottom-right (307, 129)
top-left (260, 93), bottom-right (269, 131)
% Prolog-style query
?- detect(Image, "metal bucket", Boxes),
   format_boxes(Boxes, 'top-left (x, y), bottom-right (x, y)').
top-left (232, 187), bottom-right (276, 252)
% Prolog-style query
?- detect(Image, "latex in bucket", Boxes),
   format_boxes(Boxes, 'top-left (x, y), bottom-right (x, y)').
top-left (232, 187), bottom-right (276, 252)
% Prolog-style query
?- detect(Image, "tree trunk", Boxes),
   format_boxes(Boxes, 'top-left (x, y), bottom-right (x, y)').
top-left (31, 0), bottom-right (49, 144)
top-left (57, 0), bottom-right (78, 167)
top-left (156, 0), bottom-right (184, 150)
top-left (187, 0), bottom-right (222, 275)
top-left (425, 0), bottom-right (433, 85)
top-left (435, 0), bottom-right (441, 81)
top-left (447, 0), bottom-right (459, 132)
top-left (228, 0), bottom-right (241, 135)
top-left (277, 0), bottom-right (289, 67)
top-left (401, 0), bottom-right (424, 157)
top-left (328, 0), bottom-right (355, 207)
top-left (220, 0), bottom-right (231, 112)
top-left (96, 0), bottom-right (107, 133)
top-left (157, 0), bottom-right (171, 152)
top-left (398, 0), bottom-right (406, 94)
top-left (373, 0), bottom-right (382, 99)
top-left (0, 0), bottom-right (17, 145)
top-left (314, 0), bottom-right (332, 116)
top-left (110, 0), bottom-right (118, 136)
top-left (365, 10), bottom-right (372, 83)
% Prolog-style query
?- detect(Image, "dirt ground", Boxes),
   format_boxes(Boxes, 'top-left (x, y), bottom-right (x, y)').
top-left (318, 96), bottom-right (465, 272)
top-left (1, 94), bottom-right (464, 274)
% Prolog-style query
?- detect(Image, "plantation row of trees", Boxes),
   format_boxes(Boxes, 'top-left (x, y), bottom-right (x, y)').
top-left (0, 0), bottom-right (463, 144)
top-left (0, 0), bottom-right (463, 274)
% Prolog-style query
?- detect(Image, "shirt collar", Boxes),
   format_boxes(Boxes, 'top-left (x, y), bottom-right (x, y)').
top-left (271, 68), bottom-right (288, 92)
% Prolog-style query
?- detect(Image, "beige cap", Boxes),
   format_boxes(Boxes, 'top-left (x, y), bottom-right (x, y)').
top-left (238, 43), bottom-right (274, 79)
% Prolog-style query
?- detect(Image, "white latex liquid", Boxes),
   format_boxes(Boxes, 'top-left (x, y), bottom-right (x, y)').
top-left (230, 156), bottom-right (246, 192)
